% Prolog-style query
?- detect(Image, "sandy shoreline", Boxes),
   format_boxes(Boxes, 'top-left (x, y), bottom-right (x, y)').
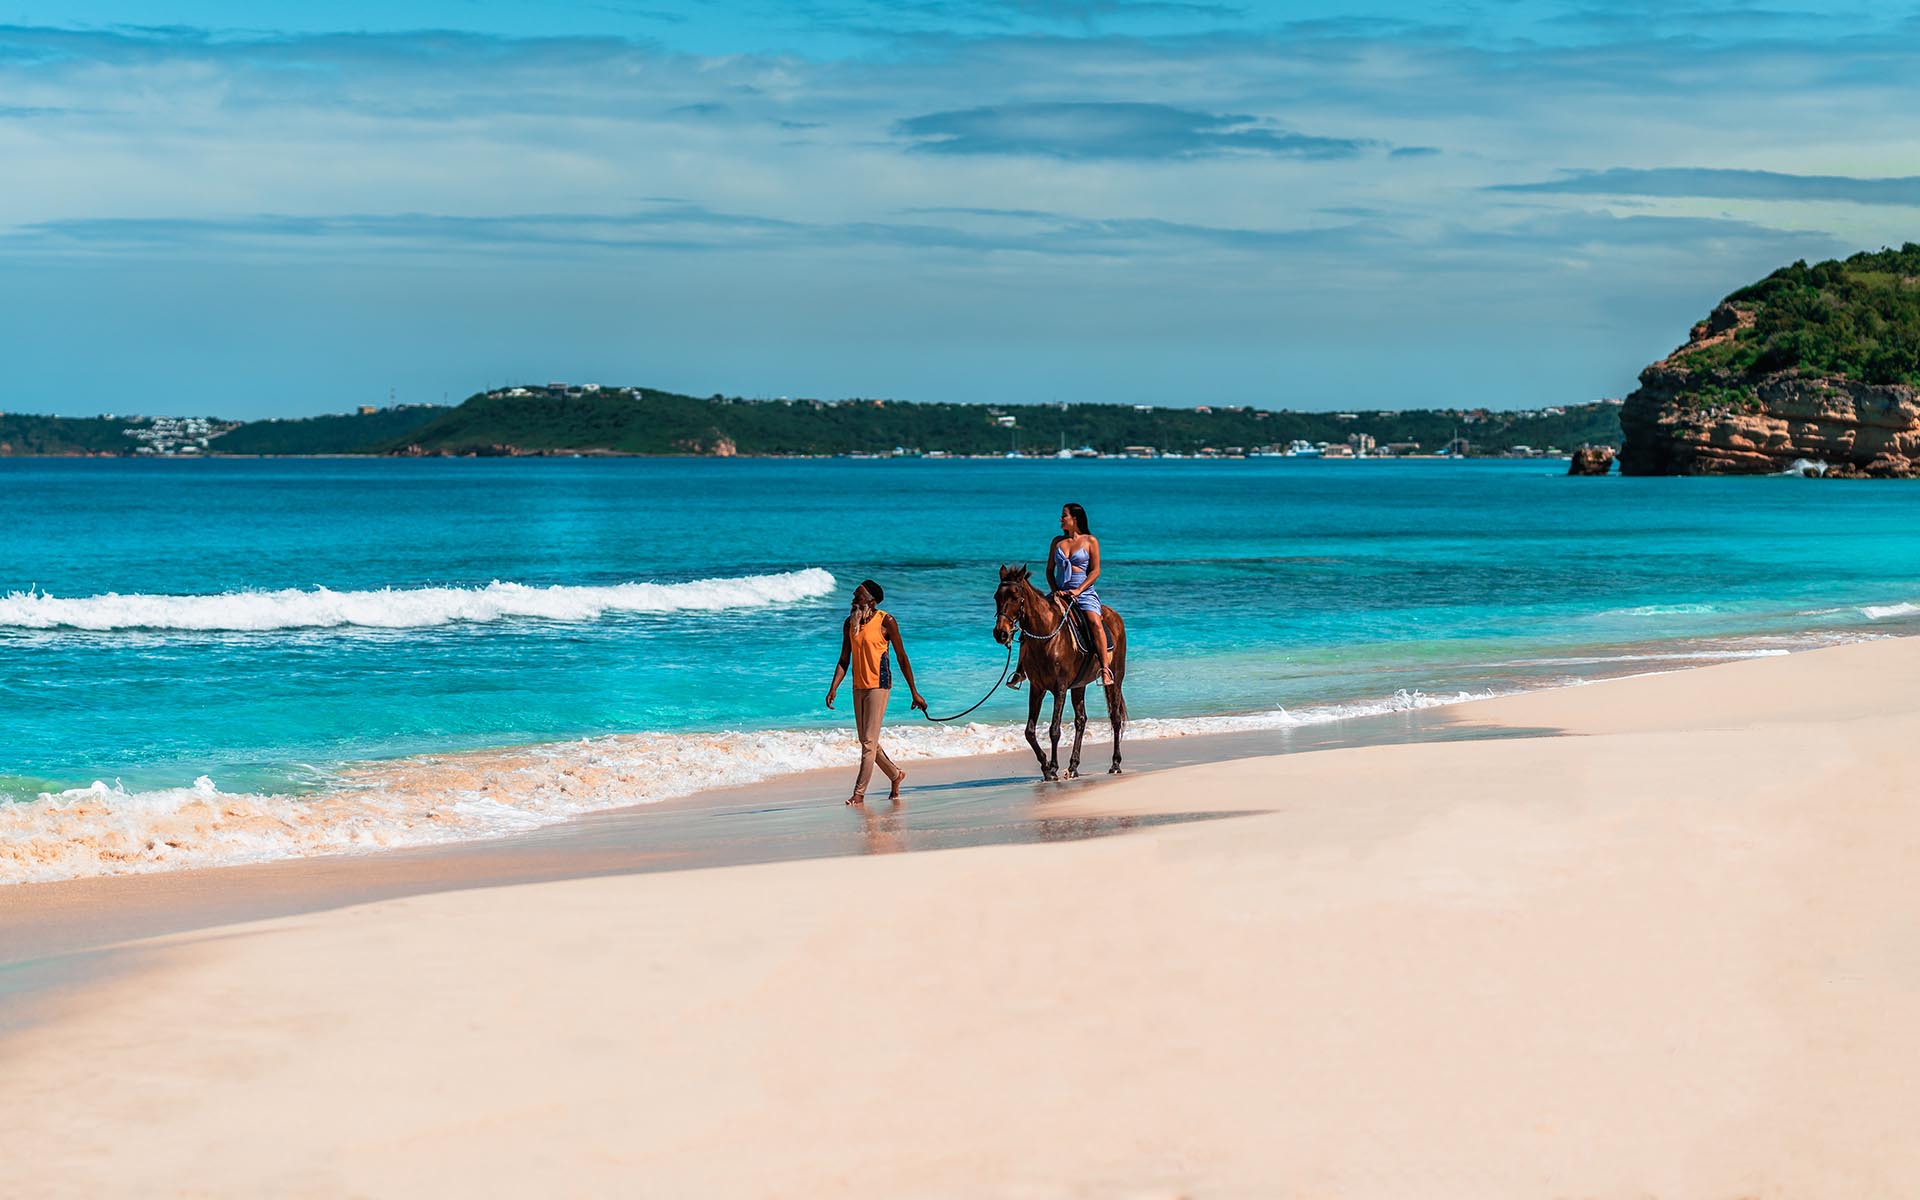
top-left (4, 639), bottom-right (1919, 1196)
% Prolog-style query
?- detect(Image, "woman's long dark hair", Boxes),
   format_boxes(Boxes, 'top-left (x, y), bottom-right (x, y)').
top-left (1063, 502), bottom-right (1091, 535)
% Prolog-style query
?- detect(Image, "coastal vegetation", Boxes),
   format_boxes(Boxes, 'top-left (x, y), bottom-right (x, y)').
top-left (1671, 244), bottom-right (1920, 387)
top-left (376, 387), bottom-right (1622, 457)
top-left (0, 414), bottom-right (139, 456)
top-left (212, 406), bottom-right (446, 455)
top-left (0, 407), bottom-right (441, 458)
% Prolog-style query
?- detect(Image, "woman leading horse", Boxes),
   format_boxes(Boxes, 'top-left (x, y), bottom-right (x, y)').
top-left (825, 579), bottom-right (927, 805)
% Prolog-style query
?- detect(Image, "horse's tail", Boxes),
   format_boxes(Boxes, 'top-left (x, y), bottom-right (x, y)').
top-left (1104, 610), bottom-right (1129, 726)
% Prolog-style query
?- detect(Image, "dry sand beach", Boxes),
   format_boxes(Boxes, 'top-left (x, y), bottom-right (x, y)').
top-left (4, 639), bottom-right (1919, 1197)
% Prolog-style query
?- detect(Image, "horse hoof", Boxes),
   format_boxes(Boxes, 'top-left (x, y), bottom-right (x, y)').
top-left (1065, 769), bottom-right (1080, 780)
top-left (1108, 766), bottom-right (1124, 775)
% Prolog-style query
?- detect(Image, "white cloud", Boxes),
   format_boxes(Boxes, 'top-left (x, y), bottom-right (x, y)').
top-left (0, 18), bottom-right (1911, 414)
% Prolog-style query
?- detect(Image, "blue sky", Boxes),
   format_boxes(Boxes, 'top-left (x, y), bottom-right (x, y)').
top-left (3, 1), bottom-right (1918, 416)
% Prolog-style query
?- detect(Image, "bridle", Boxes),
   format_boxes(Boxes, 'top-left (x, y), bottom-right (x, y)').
top-left (995, 581), bottom-right (1065, 643)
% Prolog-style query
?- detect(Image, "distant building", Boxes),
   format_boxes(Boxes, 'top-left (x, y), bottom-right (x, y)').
top-left (358, 405), bottom-right (378, 415)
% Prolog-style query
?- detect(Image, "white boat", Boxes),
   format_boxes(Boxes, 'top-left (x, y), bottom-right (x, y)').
top-left (1284, 440), bottom-right (1321, 457)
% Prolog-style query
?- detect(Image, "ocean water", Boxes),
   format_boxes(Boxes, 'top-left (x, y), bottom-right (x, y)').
top-left (6, 456), bottom-right (1919, 881)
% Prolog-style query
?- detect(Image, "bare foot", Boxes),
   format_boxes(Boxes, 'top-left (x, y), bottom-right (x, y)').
top-left (888, 770), bottom-right (906, 800)
top-left (1005, 672), bottom-right (1025, 690)
top-left (845, 792), bottom-right (865, 806)
top-left (1100, 667), bottom-right (1115, 686)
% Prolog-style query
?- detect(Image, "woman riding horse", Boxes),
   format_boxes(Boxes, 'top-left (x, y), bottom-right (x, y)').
top-left (994, 561), bottom-right (1128, 780)
top-left (1010, 502), bottom-right (1116, 689)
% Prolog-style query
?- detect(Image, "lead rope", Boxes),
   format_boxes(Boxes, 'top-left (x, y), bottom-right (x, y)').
top-left (919, 603), bottom-right (1077, 723)
top-left (919, 638), bottom-right (1015, 723)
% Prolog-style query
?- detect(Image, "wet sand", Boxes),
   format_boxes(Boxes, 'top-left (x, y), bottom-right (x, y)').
top-left (1, 705), bottom-right (1534, 970)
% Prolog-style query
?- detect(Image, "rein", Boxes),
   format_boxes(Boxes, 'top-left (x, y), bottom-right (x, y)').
top-left (917, 594), bottom-right (1060, 723)
top-left (917, 639), bottom-right (1014, 723)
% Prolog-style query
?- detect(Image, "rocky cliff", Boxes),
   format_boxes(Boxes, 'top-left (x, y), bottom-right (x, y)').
top-left (1618, 246), bottom-right (1920, 477)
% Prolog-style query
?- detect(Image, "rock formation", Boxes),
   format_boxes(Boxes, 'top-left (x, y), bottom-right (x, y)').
top-left (1567, 446), bottom-right (1615, 476)
top-left (1618, 245), bottom-right (1920, 476)
top-left (1620, 309), bottom-right (1920, 476)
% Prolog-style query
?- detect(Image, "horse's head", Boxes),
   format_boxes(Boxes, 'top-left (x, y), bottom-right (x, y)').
top-left (993, 564), bottom-right (1031, 645)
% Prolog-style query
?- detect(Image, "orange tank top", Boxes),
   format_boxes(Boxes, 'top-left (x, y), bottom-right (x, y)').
top-left (849, 609), bottom-right (891, 690)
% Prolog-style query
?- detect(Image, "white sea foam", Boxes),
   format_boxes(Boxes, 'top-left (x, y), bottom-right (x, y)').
top-left (1861, 602), bottom-right (1920, 620)
top-left (1599, 603), bottom-right (1717, 618)
top-left (1497, 649), bottom-right (1789, 667)
top-left (0, 569), bottom-right (836, 632)
top-left (0, 685), bottom-right (1514, 885)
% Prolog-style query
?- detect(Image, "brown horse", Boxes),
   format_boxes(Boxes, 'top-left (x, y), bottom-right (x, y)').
top-left (993, 564), bottom-right (1129, 779)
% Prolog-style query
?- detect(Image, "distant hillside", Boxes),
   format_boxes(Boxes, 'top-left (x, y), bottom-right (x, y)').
top-left (0, 393), bottom-right (1623, 459)
top-left (381, 386), bottom-right (1623, 457)
top-left (0, 414), bottom-right (138, 456)
top-left (212, 406), bottom-right (446, 455)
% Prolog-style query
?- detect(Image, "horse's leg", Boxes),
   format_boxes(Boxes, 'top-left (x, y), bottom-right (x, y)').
top-left (1067, 687), bottom-right (1088, 778)
top-left (1047, 689), bottom-right (1066, 781)
top-left (1024, 685), bottom-right (1049, 778)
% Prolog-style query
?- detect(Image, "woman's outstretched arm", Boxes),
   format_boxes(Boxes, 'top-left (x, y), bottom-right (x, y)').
top-left (885, 614), bottom-right (929, 712)
top-left (825, 615), bottom-right (853, 709)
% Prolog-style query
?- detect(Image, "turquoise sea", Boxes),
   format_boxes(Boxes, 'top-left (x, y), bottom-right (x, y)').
top-left (5, 456), bottom-right (1918, 881)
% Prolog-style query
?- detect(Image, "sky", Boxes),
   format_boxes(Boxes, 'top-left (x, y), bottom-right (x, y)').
top-left (2, 1), bottom-right (1918, 417)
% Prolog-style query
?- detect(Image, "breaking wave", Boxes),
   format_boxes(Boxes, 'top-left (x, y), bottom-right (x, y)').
top-left (1861, 602), bottom-right (1920, 621)
top-left (1, 685), bottom-right (1509, 885)
top-left (1778, 458), bottom-right (1831, 478)
top-left (0, 569), bottom-right (837, 632)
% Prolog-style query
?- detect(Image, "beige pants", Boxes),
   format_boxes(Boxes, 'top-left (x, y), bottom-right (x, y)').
top-left (852, 687), bottom-right (901, 796)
